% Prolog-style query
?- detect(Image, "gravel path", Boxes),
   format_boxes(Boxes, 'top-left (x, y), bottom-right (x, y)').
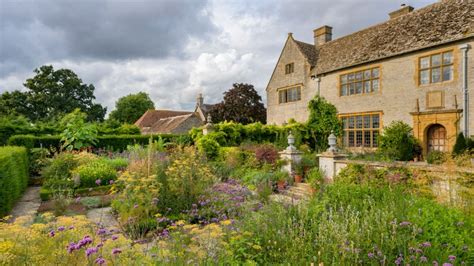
top-left (9, 186), bottom-right (41, 222)
top-left (86, 207), bottom-right (119, 229)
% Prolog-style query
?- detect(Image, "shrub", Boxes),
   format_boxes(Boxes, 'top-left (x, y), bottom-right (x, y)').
top-left (29, 147), bottom-right (51, 177)
top-left (0, 146), bottom-right (28, 217)
top-left (254, 144), bottom-right (279, 166)
top-left (453, 132), bottom-right (468, 155)
top-left (72, 160), bottom-right (117, 188)
top-left (426, 150), bottom-right (448, 165)
top-left (307, 96), bottom-right (342, 151)
top-left (196, 135), bottom-right (220, 160)
top-left (306, 167), bottom-right (324, 190)
top-left (100, 157), bottom-right (128, 171)
top-left (41, 153), bottom-right (78, 190)
top-left (8, 134), bottom-right (186, 151)
top-left (60, 109), bottom-right (98, 150)
top-left (378, 121), bottom-right (419, 161)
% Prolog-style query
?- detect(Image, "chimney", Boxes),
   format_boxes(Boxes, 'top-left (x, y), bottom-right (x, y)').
top-left (313, 25), bottom-right (332, 46)
top-left (389, 4), bottom-right (414, 19)
top-left (196, 93), bottom-right (203, 107)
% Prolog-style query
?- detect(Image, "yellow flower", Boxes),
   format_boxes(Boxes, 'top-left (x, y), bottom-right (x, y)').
top-left (220, 219), bottom-right (232, 226)
top-left (252, 244), bottom-right (262, 250)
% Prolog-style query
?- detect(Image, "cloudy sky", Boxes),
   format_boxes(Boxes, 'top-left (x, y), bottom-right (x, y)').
top-left (0, 0), bottom-right (435, 113)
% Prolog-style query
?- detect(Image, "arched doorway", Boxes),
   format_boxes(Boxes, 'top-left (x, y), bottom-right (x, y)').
top-left (427, 124), bottom-right (447, 152)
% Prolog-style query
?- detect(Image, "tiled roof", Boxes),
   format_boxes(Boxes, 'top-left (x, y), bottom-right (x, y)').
top-left (134, 109), bottom-right (193, 128)
top-left (147, 113), bottom-right (199, 134)
top-left (294, 0), bottom-right (473, 74)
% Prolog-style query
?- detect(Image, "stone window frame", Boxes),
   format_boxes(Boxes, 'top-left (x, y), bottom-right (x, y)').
top-left (415, 47), bottom-right (458, 87)
top-left (338, 66), bottom-right (381, 97)
top-left (285, 63), bottom-right (294, 74)
top-left (339, 111), bottom-right (383, 148)
top-left (278, 85), bottom-right (302, 104)
top-left (418, 50), bottom-right (454, 86)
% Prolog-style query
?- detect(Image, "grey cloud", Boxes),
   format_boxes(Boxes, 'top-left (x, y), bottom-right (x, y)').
top-left (0, 0), bottom-right (214, 76)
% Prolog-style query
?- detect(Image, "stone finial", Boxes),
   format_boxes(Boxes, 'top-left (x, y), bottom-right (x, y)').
top-left (327, 130), bottom-right (337, 152)
top-left (206, 113), bottom-right (212, 124)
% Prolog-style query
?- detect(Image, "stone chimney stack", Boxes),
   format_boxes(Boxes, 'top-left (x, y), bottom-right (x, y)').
top-left (313, 25), bottom-right (332, 46)
top-left (196, 93), bottom-right (203, 107)
top-left (389, 4), bottom-right (414, 19)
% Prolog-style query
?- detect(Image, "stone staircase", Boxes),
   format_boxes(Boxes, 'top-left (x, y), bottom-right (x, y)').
top-left (270, 182), bottom-right (313, 204)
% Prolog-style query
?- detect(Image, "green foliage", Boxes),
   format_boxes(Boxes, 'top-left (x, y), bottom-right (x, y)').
top-left (306, 167), bottom-right (324, 190)
top-left (8, 134), bottom-right (185, 151)
top-left (29, 147), bottom-right (51, 177)
top-left (453, 132), bottom-right (468, 155)
top-left (307, 96), bottom-right (342, 151)
top-left (427, 151), bottom-right (448, 165)
top-left (72, 160), bottom-right (117, 188)
top-left (196, 135), bottom-right (221, 159)
top-left (109, 92), bottom-right (155, 124)
top-left (0, 146), bottom-right (28, 217)
top-left (0, 115), bottom-right (58, 145)
top-left (41, 153), bottom-right (78, 191)
top-left (100, 157), bottom-right (128, 171)
top-left (378, 121), bottom-right (420, 161)
top-left (60, 109), bottom-right (98, 151)
top-left (20, 65), bottom-right (106, 121)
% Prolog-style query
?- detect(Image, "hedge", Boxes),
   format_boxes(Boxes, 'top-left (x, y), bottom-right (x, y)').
top-left (0, 146), bottom-right (29, 217)
top-left (7, 134), bottom-right (192, 151)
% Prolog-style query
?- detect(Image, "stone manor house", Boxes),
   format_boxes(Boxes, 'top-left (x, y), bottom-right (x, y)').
top-left (266, 0), bottom-right (473, 154)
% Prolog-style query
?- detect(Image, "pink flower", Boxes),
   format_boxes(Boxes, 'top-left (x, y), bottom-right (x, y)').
top-left (109, 180), bottom-right (114, 185)
top-left (95, 179), bottom-right (101, 185)
top-left (112, 248), bottom-right (122, 255)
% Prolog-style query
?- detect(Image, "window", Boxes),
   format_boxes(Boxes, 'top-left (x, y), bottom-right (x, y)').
top-left (340, 67), bottom-right (380, 96)
top-left (341, 113), bottom-right (381, 148)
top-left (419, 51), bottom-right (453, 85)
top-left (285, 63), bottom-right (294, 74)
top-left (279, 86), bottom-right (301, 103)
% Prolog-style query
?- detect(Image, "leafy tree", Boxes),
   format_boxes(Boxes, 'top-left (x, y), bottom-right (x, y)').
top-left (209, 83), bottom-right (266, 124)
top-left (109, 92), bottom-right (155, 124)
top-left (60, 109), bottom-right (98, 151)
top-left (453, 132), bottom-right (467, 155)
top-left (16, 65), bottom-right (106, 122)
top-left (378, 121), bottom-right (419, 161)
top-left (306, 96), bottom-right (342, 151)
top-left (0, 90), bottom-right (30, 117)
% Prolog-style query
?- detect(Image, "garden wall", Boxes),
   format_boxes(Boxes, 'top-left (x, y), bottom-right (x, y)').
top-left (0, 146), bottom-right (29, 217)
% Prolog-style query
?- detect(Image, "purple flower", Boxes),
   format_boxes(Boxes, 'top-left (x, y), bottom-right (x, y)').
top-left (133, 204), bottom-right (139, 209)
top-left (442, 263), bottom-right (453, 266)
top-left (95, 257), bottom-right (106, 265)
top-left (95, 179), bottom-right (101, 185)
top-left (399, 221), bottom-right (411, 226)
top-left (58, 226), bottom-right (65, 232)
top-left (97, 228), bottom-right (107, 235)
top-left (112, 248), bottom-right (122, 255)
top-left (109, 180), bottom-right (114, 185)
top-left (96, 243), bottom-right (103, 248)
top-left (448, 255), bottom-right (456, 262)
top-left (86, 247), bottom-right (98, 257)
top-left (111, 235), bottom-right (118, 241)
top-left (433, 261), bottom-right (439, 266)
top-left (420, 256), bottom-right (428, 263)
top-left (67, 242), bottom-right (78, 253)
top-left (421, 242), bottom-right (432, 247)
top-left (75, 197), bottom-right (81, 203)
top-left (368, 252), bottom-right (375, 258)
top-left (49, 230), bottom-right (55, 237)
top-left (69, 225), bottom-right (75, 230)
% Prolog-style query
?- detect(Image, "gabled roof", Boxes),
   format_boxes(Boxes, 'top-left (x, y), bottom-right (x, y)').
top-left (292, 0), bottom-right (473, 75)
top-left (195, 103), bottom-right (216, 121)
top-left (147, 113), bottom-right (200, 134)
top-left (134, 109), bottom-right (193, 128)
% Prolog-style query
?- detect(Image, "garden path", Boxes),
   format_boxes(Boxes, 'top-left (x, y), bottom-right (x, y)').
top-left (9, 186), bottom-right (41, 222)
top-left (86, 207), bottom-right (119, 229)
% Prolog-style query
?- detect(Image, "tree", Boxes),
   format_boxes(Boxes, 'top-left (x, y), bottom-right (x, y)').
top-left (306, 96), bottom-right (342, 151)
top-left (109, 92), bottom-right (155, 124)
top-left (209, 83), bottom-right (266, 124)
top-left (0, 90), bottom-right (30, 117)
top-left (18, 65), bottom-right (106, 122)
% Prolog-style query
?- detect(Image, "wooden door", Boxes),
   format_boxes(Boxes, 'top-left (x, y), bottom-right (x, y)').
top-left (427, 124), bottom-right (447, 152)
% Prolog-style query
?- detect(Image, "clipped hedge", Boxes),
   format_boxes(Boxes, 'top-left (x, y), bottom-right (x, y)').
top-left (8, 134), bottom-right (192, 151)
top-left (0, 146), bottom-right (29, 217)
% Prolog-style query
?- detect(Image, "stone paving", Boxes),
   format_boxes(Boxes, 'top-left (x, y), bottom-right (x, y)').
top-left (9, 186), bottom-right (41, 222)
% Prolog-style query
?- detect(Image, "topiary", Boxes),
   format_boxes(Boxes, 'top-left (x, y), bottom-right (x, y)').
top-left (453, 132), bottom-right (467, 155)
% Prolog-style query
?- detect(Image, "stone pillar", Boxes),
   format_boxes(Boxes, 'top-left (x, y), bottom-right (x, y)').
top-left (317, 131), bottom-right (347, 181)
top-left (279, 131), bottom-right (303, 175)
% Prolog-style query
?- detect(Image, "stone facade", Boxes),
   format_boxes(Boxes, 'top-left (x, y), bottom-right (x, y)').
top-left (266, 1), bottom-right (474, 153)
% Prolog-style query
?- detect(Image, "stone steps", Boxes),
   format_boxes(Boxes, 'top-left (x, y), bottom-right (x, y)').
top-left (270, 183), bottom-right (313, 204)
